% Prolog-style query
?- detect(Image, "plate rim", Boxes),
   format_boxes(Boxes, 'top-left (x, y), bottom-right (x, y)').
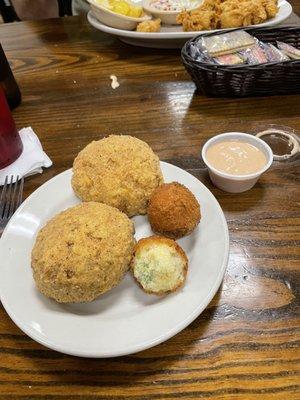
top-left (0, 162), bottom-right (229, 358)
top-left (87, 0), bottom-right (292, 41)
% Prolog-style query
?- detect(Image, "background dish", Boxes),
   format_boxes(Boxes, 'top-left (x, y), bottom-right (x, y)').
top-left (0, 162), bottom-right (229, 358)
top-left (87, 0), bottom-right (151, 30)
top-left (142, 0), bottom-right (200, 25)
top-left (87, 0), bottom-right (292, 48)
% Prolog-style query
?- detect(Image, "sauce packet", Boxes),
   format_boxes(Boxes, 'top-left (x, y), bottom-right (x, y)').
top-left (239, 42), bottom-right (268, 64)
top-left (263, 43), bottom-right (290, 62)
top-left (188, 42), bottom-right (212, 62)
top-left (276, 41), bottom-right (300, 60)
top-left (201, 30), bottom-right (255, 57)
top-left (187, 30), bottom-right (299, 66)
top-left (214, 53), bottom-right (244, 65)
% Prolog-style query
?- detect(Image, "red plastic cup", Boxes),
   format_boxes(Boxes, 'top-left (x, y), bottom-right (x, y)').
top-left (0, 87), bottom-right (23, 169)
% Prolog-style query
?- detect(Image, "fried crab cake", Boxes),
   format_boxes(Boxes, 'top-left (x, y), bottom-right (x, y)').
top-left (31, 202), bottom-right (135, 303)
top-left (147, 182), bottom-right (201, 239)
top-left (131, 236), bottom-right (188, 295)
top-left (72, 135), bottom-right (164, 217)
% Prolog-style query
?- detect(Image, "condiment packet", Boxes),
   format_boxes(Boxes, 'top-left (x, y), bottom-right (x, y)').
top-left (263, 43), bottom-right (290, 62)
top-left (188, 42), bottom-right (212, 62)
top-left (276, 41), bottom-right (300, 60)
top-left (188, 30), bottom-right (298, 66)
top-left (239, 43), bottom-right (268, 65)
top-left (201, 30), bottom-right (255, 57)
top-left (189, 42), bottom-right (201, 59)
top-left (214, 53), bottom-right (244, 65)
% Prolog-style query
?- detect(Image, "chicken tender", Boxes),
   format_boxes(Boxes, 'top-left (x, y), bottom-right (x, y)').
top-left (136, 18), bottom-right (161, 32)
top-left (148, 182), bottom-right (201, 239)
top-left (31, 202), bottom-right (135, 303)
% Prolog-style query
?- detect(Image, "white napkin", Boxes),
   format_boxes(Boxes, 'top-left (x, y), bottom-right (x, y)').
top-left (0, 127), bottom-right (52, 185)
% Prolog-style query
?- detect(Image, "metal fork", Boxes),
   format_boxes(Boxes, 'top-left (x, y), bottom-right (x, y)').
top-left (0, 175), bottom-right (24, 236)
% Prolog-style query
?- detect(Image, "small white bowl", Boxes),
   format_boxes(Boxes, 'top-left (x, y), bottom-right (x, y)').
top-left (88, 0), bottom-right (151, 31)
top-left (142, 0), bottom-right (199, 25)
top-left (201, 132), bottom-right (273, 193)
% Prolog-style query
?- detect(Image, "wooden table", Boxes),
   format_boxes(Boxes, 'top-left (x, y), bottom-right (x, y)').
top-left (0, 13), bottom-right (299, 400)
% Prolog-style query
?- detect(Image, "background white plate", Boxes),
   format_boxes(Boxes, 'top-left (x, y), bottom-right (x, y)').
top-left (87, 0), bottom-right (292, 48)
top-left (0, 162), bottom-right (229, 358)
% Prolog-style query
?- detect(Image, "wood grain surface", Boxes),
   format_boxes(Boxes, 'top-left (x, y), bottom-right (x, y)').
top-left (0, 13), bottom-right (300, 400)
top-left (289, 0), bottom-right (299, 14)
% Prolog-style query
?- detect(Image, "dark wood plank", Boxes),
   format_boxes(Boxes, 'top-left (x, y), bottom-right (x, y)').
top-left (0, 15), bottom-right (299, 400)
top-left (289, 0), bottom-right (300, 15)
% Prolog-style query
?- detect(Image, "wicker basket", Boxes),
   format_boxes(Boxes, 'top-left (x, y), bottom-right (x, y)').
top-left (181, 26), bottom-right (300, 97)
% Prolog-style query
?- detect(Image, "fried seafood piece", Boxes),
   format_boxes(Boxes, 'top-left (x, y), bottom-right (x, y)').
top-left (177, 0), bottom-right (278, 31)
top-left (177, 9), bottom-right (218, 31)
top-left (31, 202), bottom-right (135, 303)
top-left (262, 0), bottom-right (278, 18)
top-left (218, 9), bottom-right (250, 28)
top-left (72, 135), bottom-right (163, 217)
top-left (249, 0), bottom-right (268, 24)
top-left (219, 0), bottom-right (277, 26)
top-left (200, 0), bottom-right (221, 11)
top-left (136, 18), bottom-right (161, 32)
top-left (218, 0), bottom-right (269, 28)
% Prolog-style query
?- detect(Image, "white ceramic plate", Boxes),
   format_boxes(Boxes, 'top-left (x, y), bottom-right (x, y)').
top-left (0, 162), bottom-right (229, 358)
top-left (87, 0), bottom-right (292, 48)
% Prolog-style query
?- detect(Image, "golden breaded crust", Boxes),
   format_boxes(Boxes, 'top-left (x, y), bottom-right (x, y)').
top-left (148, 182), bottom-right (201, 239)
top-left (31, 202), bottom-right (135, 303)
top-left (71, 135), bottom-right (164, 217)
top-left (177, 0), bottom-right (278, 31)
top-left (136, 19), bottom-right (161, 32)
top-left (131, 236), bottom-right (188, 295)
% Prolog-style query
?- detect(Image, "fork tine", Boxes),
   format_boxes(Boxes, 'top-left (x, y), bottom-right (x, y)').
top-left (16, 176), bottom-right (24, 209)
top-left (0, 176), bottom-right (9, 218)
top-left (2, 176), bottom-right (14, 219)
top-left (7, 175), bottom-right (20, 219)
top-left (0, 175), bottom-right (24, 222)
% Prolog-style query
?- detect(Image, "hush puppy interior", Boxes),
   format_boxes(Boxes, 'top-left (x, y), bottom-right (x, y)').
top-left (131, 236), bottom-right (188, 295)
top-left (147, 182), bottom-right (201, 239)
top-left (72, 135), bottom-right (164, 217)
top-left (31, 202), bottom-right (135, 303)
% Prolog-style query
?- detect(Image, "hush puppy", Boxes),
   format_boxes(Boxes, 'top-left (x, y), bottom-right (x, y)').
top-left (136, 18), bottom-right (161, 32)
top-left (72, 135), bottom-right (164, 217)
top-left (31, 202), bottom-right (135, 303)
top-left (131, 236), bottom-right (188, 295)
top-left (148, 182), bottom-right (201, 239)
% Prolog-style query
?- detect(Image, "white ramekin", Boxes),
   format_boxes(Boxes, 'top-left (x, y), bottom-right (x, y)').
top-left (142, 0), bottom-right (200, 25)
top-left (201, 132), bottom-right (273, 193)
